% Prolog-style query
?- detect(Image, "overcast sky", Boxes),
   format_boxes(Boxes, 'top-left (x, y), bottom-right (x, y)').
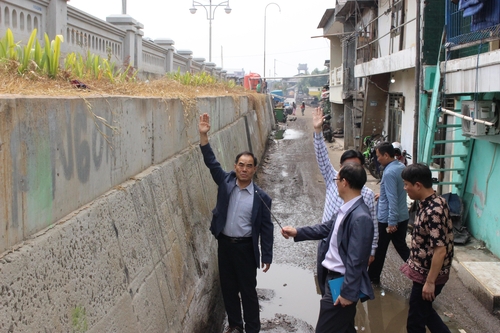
top-left (69, 0), bottom-right (333, 78)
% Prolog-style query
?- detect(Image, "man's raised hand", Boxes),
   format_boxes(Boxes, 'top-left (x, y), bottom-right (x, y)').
top-left (312, 108), bottom-right (324, 133)
top-left (199, 113), bottom-right (210, 146)
top-left (199, 113), bottom-right (211, 134)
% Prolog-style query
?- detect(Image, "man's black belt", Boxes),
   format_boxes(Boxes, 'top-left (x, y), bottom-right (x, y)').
top-left (326, 269), bottom-right (342, 278)
top-left (219, 233), bottom-right (252, 244)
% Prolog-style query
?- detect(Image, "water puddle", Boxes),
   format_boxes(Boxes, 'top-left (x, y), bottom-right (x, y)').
top-left (282, 129), bottom-right (304, 140)
top-left (258, 264), bottom-right (320, 326)
top-left (258, 264), bottom-right (461, 332)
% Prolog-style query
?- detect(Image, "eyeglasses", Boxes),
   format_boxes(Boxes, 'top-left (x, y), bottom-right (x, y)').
top-left (333, 178), bottom-right (343, 181)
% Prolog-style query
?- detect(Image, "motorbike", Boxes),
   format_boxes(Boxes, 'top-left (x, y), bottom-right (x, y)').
top-left (320, 90), bottom-right (334, 143)
top-left (362, 133), bottom-right (387, 179)
top-left (393, 142), bottom-right (412, 166)
top-left (322, 114), bottom-right (334, 143)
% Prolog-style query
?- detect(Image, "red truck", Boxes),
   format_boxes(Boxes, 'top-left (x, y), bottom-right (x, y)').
top-left (243, 72), bottom-right (262, 91)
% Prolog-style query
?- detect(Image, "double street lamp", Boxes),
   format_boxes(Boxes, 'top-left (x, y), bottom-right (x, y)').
top-left (190, 0), bottom-right (232, 62)
top-left (264, 3), bottom-right (281, 78)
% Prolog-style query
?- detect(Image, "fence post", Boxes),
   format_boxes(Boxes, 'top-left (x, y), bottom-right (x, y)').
top-left (215, 67), bottom-right (223, 79)
top-left (177, 50), bottom-right (193, 73)
top-left (47, 0), bottom-right (69, 51)
top-left (205, 63), bottom-right (217, 77)
top-left (134, 22), bottom-right (144, 70)
top-left (193, 58), bottom-right (206, 74)
top-left (155, 39), bottom-right (175, 74)
top-left (106, 15), bottom-right (138, 68)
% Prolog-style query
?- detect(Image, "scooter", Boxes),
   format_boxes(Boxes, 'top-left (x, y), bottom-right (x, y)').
top-left (362, 133), bottom-right (387, 179)
top-left (393, 142), bottom-right (412, 166)
top-left (322, 114), bottom-right (334, 143)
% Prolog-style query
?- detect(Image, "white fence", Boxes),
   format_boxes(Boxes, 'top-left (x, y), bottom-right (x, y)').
top-left (0, 0), bottom-right (226, 79)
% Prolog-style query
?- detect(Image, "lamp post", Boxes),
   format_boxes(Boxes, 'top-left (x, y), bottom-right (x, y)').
top-left (264, 3), bottom-right (280, 78)
top-left (190, 0), bottom-right (232, 62)
top-left (122, 0), bottom-right (126, 14)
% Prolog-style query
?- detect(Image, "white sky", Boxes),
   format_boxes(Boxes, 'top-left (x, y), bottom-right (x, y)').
top-left (68, 0), bottom-right (334, 77)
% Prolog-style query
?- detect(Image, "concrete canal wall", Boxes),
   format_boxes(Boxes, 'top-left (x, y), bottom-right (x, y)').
top-left (0, 94), bottom-right (274, 332)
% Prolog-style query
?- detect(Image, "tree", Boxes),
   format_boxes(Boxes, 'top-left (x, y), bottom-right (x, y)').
top-left (307, 68), bottom-right (329, 87)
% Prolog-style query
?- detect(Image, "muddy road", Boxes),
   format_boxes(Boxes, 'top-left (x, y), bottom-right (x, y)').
top-left (251, 108), bottom-right (500, 333)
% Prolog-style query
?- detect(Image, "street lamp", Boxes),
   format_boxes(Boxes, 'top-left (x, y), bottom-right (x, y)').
top-left (189, 0), bottom-right (232, 62)
top-left (264, 3), bottom-right (280, 78)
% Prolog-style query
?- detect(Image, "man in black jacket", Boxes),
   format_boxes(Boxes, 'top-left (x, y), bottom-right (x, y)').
top-left (281, 163), bottom-right (374, 333)
top-left (199, 113), bottom-right (274, 333)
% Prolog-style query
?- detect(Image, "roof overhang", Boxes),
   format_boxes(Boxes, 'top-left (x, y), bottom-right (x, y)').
top-left (335, 0), bottom-right (377, 22)
top-left (317, 8), bottom-right (336, 29)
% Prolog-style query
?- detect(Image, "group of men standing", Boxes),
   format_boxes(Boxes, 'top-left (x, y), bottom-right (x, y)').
top-left (197, 108), bottom-right (454, 333)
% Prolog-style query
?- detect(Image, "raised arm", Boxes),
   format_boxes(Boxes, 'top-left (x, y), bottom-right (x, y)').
top-left (199, 113), bottom-right (226, 184)
top-left (199, 113), bottom-right (210, 146)
top-left (312, 108), bottom-right (337, 185)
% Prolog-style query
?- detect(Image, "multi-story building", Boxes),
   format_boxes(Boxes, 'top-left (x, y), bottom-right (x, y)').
top-left (318, 0), bottom-right (500, 267)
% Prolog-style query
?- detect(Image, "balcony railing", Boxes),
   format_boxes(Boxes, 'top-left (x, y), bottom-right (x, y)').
top-left (446, 1), bottom-right (500, 49)
top-left (330, 64), bottom-right (343, 86)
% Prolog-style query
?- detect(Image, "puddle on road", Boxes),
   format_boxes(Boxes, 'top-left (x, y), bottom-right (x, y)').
top-left (281, 129), bottom-right (304, 140)
top-left (258, 264), bottom-right (320, 327)
top-left (257, 264), bottom-right (460, 332)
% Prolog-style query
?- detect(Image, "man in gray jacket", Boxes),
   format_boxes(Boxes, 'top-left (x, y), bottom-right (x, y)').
top-left (281, 163), bottom-right (374, 333)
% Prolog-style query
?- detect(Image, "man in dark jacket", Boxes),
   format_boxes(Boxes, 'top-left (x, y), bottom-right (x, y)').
top-left (281, 163), bottom-right (374, 333)
top-left (199, 113), bottom-right (274, 333)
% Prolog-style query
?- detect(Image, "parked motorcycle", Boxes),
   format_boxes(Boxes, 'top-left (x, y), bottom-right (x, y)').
top-left (320, 89), bottom-right (334, 142)
top-left (392, 141), bottom-right (412, 166)
top-left (322, 114), bottom-right (334, 143)
top-left (362, 133), bottom-right (387, 179)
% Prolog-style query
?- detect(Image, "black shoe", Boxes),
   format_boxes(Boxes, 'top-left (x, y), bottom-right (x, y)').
top-left (224, 326), bottom-right (243, 333)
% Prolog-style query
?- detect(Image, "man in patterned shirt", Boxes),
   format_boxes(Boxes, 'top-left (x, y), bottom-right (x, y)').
top-left (312, 108), bottom-right (378, 295)
top-left (400, 163), bottom-right (454, 333)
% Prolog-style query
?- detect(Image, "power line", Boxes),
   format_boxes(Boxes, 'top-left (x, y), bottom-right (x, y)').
top-left (262, 73), bottom-right (329, 80)
top-left (221, 46), bottom-right (329, 59)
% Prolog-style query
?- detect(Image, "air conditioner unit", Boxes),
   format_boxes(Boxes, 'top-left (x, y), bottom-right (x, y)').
top-left (461, 101), bottom-right (494, 136)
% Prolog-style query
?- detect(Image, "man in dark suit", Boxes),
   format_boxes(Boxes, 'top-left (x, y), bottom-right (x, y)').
top-left (199, 113), bottom-right (273, 333)
top-left (281, 163), bottom-right (374, 333)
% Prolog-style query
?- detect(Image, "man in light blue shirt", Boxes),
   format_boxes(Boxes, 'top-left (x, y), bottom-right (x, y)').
top-left (368, 142), bottom-right (410, 285)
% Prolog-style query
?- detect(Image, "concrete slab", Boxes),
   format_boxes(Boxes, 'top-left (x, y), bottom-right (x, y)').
top-left (455, 261), bottom-right (500, 313)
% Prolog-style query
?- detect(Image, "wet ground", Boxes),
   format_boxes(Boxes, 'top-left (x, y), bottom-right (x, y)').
top-left (246, 107), bottom-right (500, 333)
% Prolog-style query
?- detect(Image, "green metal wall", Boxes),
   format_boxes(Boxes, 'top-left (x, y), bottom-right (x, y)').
top-left (462, 139), bottom-right (500, 258)
top-left (423, 1), bottom-right (445, 65)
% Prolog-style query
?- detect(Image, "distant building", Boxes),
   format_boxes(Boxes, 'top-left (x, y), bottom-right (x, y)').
top-left (297, 63), bottom-right (308, 74)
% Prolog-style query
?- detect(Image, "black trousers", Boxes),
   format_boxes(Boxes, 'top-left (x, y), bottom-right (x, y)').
top-left (218, 237), bottom-right (260, 333)
top-left (315, 271), bottom-right (357, 333)
top-left (407, 282), bottom-right (451, 333)
top-left (368, 220), bottom-right (410, 282)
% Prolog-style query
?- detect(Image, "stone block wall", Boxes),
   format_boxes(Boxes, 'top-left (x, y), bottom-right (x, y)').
top-left (0, 94), bottom-right (274, 332)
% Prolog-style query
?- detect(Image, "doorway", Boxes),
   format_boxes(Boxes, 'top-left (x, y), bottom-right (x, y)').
top-left (388, 93), bottom-right (404, 142)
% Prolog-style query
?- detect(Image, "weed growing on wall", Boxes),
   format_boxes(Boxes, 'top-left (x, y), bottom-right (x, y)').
top-left (64, 50), bottom-right (137, 83)
top-left (0, 28), bottom-right (267, 111)
top-left (0, 28), bottom-right (136, 82)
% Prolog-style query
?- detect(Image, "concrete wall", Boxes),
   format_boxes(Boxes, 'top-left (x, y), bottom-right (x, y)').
top-left (0, 94), bottom-right (274, 332)
top-left (442, 49), bottom-right (500, 94)
top-left (388, 68), bottom-right (416, 156)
